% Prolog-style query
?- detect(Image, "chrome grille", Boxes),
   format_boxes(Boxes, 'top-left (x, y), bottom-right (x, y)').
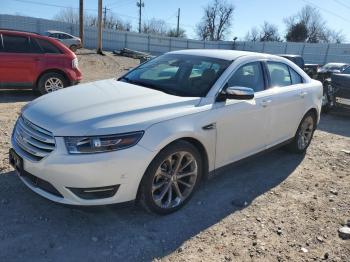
top-left (13, 116), bottom-right (55, 161)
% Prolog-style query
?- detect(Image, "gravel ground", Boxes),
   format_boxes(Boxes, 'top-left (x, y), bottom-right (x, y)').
top-left (0, 51), bottom-right (349, 262)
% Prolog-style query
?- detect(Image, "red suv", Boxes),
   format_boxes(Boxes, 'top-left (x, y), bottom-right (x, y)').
top-left (0, 29), bottom-right (82, 95)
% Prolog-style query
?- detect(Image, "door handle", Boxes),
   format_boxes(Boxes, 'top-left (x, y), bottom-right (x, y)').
top-left (261, 99), bottom-right (272, 107)
top-left (299, 91), bottom-right (308, 98)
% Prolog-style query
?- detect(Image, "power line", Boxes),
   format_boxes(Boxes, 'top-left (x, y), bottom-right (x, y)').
top-left (10, 0), bottom-right (97, 11)
top-left (302, 0), bottom-right (350, 24)
top-left (333, 0), bottom-right (350, 11)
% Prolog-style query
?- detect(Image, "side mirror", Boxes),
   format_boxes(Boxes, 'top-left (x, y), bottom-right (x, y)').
top-left (217, 86), bottom-right (255, 101)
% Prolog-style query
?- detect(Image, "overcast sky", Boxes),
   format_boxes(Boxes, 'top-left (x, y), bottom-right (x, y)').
top-left (2, 0), bottom-right (350, 41)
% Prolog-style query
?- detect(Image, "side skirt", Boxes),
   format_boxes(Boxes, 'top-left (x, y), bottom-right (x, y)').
top-left (208, 138), bottom-right (294, 178)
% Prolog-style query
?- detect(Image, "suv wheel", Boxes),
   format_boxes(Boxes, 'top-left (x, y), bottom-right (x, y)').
top-left (37, 72), bottom-right (68, 95)
top-left (285, 112), bottom-right (316, 154)
top-left (139, 141), bottom-right (203, 215)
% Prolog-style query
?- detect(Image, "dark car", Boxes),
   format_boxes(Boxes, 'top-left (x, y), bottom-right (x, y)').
top-left (317, 63), bottom-right (349, 83)
top-left (279, 54), bottom-right (305, 69)
top-left (279, 54), bottom-right (318, 79)
top-left (323, 66), bottom-right (350, 112)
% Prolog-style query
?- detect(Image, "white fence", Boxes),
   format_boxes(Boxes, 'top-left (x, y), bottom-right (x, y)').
top-left (1, 14), bottom-right (350, 64)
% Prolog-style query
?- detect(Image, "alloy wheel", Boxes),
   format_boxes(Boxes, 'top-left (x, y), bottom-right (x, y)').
top-left (152, 151), bottom-right (198, 209)
top-left (44, 77), bottom-right (64, 93)
top-left (297, 116), bottom-right (314, 150)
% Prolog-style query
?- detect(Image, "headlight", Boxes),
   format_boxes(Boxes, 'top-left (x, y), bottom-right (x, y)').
top-left (72, 57), bottom-right (79, 69)
top-left (64, 131), bottom-right (144, 154)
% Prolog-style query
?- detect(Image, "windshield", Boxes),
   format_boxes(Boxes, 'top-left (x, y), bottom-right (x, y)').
top-left (119, 54), bottom-right (232, 97)
top-left (321, 63), bottom-right (348, 71)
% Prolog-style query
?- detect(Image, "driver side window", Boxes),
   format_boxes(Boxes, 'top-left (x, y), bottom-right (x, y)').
top-left (227, 62), bottom-right (265, 92)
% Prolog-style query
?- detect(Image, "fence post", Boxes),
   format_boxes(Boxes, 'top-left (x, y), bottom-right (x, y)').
top-left (242, 41), bottom-right (246, 51)
top-left (204, 41), bottom-right (206, 49)
top-left (124, 32), bottom-right (128, 49)
top-left (284, 42), bottom-right (288, 54)
top-left (147, 35), bottom-right (150, 52)
top-left (169, 37), bottom-right (172, 52)
top-left (324, 44), bottom-right (330, 65)
top-left (186, 39), bottom-right (189, 49)
top-left (262, 41), bottom-right (266, 52)
top-left (301, 43), bottom-right (306, 57)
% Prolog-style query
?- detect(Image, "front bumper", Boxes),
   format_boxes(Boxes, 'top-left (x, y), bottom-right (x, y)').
top-left (11, 136), bottom-right (156, 206)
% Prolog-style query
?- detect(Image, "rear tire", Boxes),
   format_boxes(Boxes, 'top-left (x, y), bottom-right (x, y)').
top-left (285, 112), bottom-right (316, 154)
top-left (70, 45), bottom-right (78, 52)
top-left (37, 72), bottom-right (68, 95)
top-left (138, 141), bottom-right (203, 215)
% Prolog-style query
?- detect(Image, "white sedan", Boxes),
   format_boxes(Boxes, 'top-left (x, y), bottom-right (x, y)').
top-left (10, 50), bottom-right (323, 214)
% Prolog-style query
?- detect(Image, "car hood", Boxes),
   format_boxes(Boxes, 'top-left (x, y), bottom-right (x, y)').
top-left (22, 79), bottom-right (204, 136)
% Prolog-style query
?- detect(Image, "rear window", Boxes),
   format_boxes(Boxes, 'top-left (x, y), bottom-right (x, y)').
top-left (35, 38), bottom-right (62, 54)
top-left (1, 34), bottom-right (30, 53)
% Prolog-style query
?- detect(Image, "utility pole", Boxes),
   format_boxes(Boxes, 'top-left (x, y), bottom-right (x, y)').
top-left (176, 8), bottom-right (180, 37)
top-left (103, 6), bottom-right (110, 28)
top-left (137, 0), bottom-right (144, 33)
top-left (97, 0), bottom-right (103, 54)
top-left (79, 0), bottom-right (84, 47)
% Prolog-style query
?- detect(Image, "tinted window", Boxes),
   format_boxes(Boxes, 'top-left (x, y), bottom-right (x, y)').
top-left (121, 54), bottom-right (231, 97)
top-left (60, 33), bottom-right (73, 39)
top-left (289, 67), bottom-right (303, 85)
top-left (29, 37), bottom-right (43, 53)
top-left (2, 35), bottom-right (30, 53)
top-left (342, 66), bottom-right (350, 74)
top-left (228, 62), bottom-right (265, 92)
top-left (36, 38), bottom-right (62, 54)
top-left (267, 62), bottom-right (292, 87)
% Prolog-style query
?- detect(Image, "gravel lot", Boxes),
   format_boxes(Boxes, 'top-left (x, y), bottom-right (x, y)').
top-left (0, 50), bottom-right (349, 262)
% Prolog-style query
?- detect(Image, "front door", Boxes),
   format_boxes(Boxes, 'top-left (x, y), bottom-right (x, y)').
top-left (214, 62), bottom-right (272, 168)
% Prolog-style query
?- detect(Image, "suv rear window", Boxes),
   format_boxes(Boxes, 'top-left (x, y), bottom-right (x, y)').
top-left (35, 38), bottom-right (62, 54)
top-left (2, 34), bottom-right (30, 53)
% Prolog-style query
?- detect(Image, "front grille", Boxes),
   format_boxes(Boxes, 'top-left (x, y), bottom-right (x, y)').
top-left (13, 116), bottom-right (55, 161)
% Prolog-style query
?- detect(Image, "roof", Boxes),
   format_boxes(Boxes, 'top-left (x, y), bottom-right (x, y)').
top-left (168, 49), bottom-right (269, 61)
top-left (46, 30), bottom-right (74, 36)
top-left (0, 29), bottom-right (39, 36)
top-left (279, 54), bottom-right (302, 58)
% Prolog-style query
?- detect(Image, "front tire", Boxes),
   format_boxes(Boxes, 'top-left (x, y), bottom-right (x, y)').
top-left (37, 72), bottom-right (68, 95)
top-left (139, 141), bottom-right (203, 215)
top-left (285, 112), bottom-right (316, 154)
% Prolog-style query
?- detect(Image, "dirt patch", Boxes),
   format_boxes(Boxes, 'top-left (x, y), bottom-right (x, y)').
top-left (0, 52), bottom-right (349, 261)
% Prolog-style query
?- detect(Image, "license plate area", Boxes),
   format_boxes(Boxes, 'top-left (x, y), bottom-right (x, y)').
top-left (9, 149), bottom-right (23, 174)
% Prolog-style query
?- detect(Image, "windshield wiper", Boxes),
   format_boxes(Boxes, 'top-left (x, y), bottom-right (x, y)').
top-left (118, 77), bottom-right (180, 96)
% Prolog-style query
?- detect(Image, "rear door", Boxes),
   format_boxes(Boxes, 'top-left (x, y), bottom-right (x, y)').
top-left (264, 61), bottom-right (306, 147)
top-left (0, 34), bottom-right (42, 87)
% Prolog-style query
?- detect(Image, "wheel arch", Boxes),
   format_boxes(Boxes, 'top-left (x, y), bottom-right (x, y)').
top-left (135, 136), bottom-right (210, 202)
top-left (35, 69), bottom-right (69, 89)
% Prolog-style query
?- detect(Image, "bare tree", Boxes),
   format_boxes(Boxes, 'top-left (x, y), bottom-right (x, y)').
top-left (142, 18), bottom-right (169, 35)
top-left (54, 8), bottom-right (132, 32)
top-left (54, 8), bottom-right (80, 24)
top-left (244, 26), bottom-right (259, 42)
top-left (244, 23), bottom-right (281, 42)
top-left (284, 5), bottom-right (346, 43)
top-left (167, 28), bottom-right (186, 38)
top-left (196, 0), bottom-right (234, 41)
top-left (259, 22), bottom-right (281, 42)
